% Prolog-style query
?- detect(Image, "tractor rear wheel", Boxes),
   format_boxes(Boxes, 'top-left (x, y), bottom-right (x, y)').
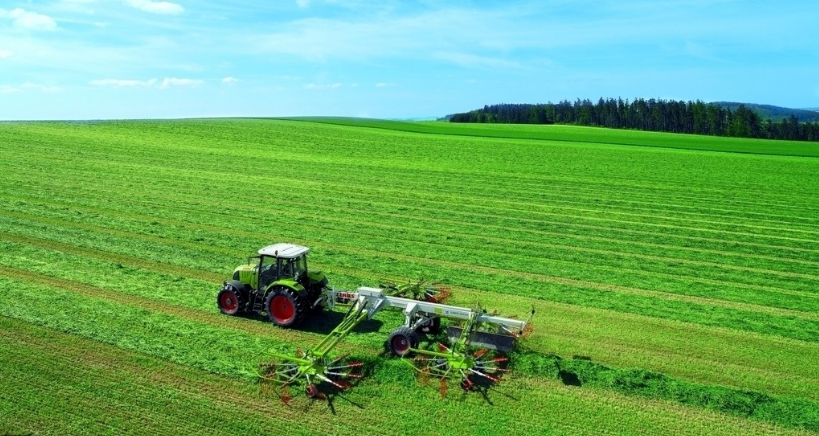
top-left (265, 287), bottom-right (305, 328)
top-left (217, 286), bottom-right (245, 316)
top-left (386, 326), bottom-right (420, 357)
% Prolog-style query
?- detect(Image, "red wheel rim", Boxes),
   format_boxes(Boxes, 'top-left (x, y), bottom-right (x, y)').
top-left (391, 335), bottom-right (410, 354)
top-left (220, 292), bottom-right (238, 314)
top-left (270, 295), bottom-right (295, 324)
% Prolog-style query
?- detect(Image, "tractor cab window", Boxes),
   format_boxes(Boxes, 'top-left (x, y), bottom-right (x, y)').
top-left (280, 257), bottom-right (294, 277)
top-left (259, 255), bottom-right (278, 290)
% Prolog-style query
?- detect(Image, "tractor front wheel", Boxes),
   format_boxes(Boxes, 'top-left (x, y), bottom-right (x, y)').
top-left (217, 286), bottom-right (245, 316)
top-left (265, 287), bottom-right (305, 328)
top-left (386, 326), bottom-right (420, 357)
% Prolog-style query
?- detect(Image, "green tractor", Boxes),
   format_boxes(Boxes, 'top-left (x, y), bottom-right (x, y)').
top-left (217, 243), bottom-right (328, 327)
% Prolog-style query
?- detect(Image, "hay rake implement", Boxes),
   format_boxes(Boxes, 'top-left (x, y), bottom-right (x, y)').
top-left (258, 286), bottom-right (533, 402)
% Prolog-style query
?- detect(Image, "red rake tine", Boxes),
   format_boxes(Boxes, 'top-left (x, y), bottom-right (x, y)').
top-left (475, 356), bottom-right (509, 365)
top-left (469, 369), bottom-right (501, 383)
top-left (328, 361), bottom-right (364, 370)
top-left (473, 348), bottom-right (489, 359)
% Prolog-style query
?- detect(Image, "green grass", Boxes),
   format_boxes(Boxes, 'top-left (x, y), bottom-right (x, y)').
top-left (1, 118), bottom-right (818, 434)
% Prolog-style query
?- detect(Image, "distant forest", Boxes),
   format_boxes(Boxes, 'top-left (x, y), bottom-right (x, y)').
top-left (447, 99), bottom-right (819, 142)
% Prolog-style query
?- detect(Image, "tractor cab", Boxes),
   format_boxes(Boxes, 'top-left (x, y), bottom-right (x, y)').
top-left (218, 243), bottom-right (329, 328)
top-left (257, 243), bottom-right (310, 290)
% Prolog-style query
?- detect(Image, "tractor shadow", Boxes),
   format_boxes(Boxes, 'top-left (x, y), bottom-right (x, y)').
top-left (297, 308), bottom-right (384, 335)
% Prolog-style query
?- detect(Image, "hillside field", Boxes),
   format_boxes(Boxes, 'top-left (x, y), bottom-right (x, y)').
top-left (1, 118), bottom-right (818, 435)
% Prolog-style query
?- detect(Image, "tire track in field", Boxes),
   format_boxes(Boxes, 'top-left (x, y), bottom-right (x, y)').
top-left (11, 158), bottom-right (819, 240)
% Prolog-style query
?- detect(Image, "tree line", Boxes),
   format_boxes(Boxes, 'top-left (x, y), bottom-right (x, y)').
top-left (447, 98), bottom-right (819, 142)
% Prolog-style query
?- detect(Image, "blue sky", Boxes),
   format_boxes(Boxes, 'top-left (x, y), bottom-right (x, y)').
top-left (0, 0), bottom-right (817, 120)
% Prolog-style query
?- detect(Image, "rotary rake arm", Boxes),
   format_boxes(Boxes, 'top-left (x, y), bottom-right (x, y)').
top-left (407, 309), bottom-right (513, 396)
top-left (260, 295), bottom-right (374, 402)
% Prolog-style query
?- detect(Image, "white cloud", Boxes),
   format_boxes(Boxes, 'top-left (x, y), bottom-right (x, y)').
top-left (160, 77), bottom-right (204, 89)
top-left (303, 82), bottom-right (342, 90)
top-left (221, 76), bottom-right (238, 85)
top-left (0, 8), bottom-right (58, 31)
top-left (374, 82), bottom-right (388, 88)
top-left (296, 0), bottom-right (310, 8)
top-left (91, 78), bottom-right (203, 89)
top-left (0, 49), bottom-right (12, 59)
top-left (91, 78), bottom-right (157, 87)
top-left (123, 0), bottom-right (184, 15)
top-left (0, 85), bottom-right (22, 94)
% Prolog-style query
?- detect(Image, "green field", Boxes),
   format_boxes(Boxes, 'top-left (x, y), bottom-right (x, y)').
top-left (1, 118), bottom-right (818, 435)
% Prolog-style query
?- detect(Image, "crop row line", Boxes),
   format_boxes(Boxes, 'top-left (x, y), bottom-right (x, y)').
top-left (8, 181), bottom-right (818, 271)
top-left (6, 175), bottom-right (819, 266)
top-left (12, 119), bottom-right (819, 212)
top-left (10, 156), bottom-right (819, 239)
top-left (48, 126), bottom-right (819, 207)
top-left (7, 155), bottom-right (819, 229)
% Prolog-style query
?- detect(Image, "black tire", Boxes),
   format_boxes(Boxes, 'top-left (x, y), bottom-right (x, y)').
top-left (386, 326), bottom-right (420, 357)
top-left (265, 286), bottom-right (306, 328)
top-left (217, 285), bottom-right (245, 316)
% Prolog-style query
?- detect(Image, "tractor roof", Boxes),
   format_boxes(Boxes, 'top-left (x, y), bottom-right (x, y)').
top-left (258, 243), bottom-right (310, 259)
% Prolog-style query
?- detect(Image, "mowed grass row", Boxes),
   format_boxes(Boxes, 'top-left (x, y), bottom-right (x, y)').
top-left (4, 158), bottom-right (819, 262)
top-left (2, 239), bottom-right (819, 432)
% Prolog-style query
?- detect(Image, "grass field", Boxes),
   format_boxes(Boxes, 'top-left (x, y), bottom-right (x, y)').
top-left (1, 118), bottom-right (818, 435)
